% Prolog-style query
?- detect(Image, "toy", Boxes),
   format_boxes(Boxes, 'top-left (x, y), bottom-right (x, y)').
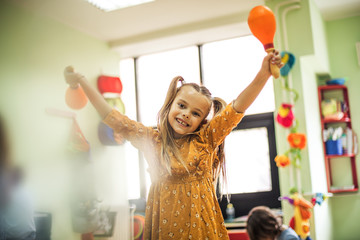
top-left (248, 5), bottom-right (280, 78)
top-left (280, 193), bottom-right (313, 240)
top-left (65, 85), bottom-right (88, 110)
top-left (133, 214), bottom-right (145, 240)
top-left (311, 192), bottom-right (329, 206)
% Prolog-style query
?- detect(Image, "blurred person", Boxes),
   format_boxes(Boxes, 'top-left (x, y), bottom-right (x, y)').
top-left (246, 206), bottom-right (300, 240)
top-left (0, 116), bottom-right (36, 240)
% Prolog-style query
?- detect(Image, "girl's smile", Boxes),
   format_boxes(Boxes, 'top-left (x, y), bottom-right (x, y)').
top-left (175, 117), bottom-right (189, 127)
top-left (168, 86), bottom-right (211, 138)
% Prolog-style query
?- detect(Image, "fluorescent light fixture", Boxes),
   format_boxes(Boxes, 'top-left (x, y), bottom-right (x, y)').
top-left (86, 0), bottom-right (155, 12)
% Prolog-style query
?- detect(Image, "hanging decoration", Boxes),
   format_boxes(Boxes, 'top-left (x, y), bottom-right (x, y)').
top-left (276, 103), bottom-right (295, 128)
top-left (97, 75), bottom-right (126, 145)
top-left (67, 120), bottom-right (90, 153)
top-left (280, 51), bottom-right (299, 102)
top-left (274, 154), bottom-right (291, 167)
top-left (273, 49), bottom-right (322, 240)
top-left (280, 51), bottom-right (296, 77)
top-left (273, 50), bottom-right (307, 192)
top-left (287, 133), bottom-right (307, 150)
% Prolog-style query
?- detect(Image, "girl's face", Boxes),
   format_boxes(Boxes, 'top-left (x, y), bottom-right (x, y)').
top-left (168, 86), bottom-right (211, 138)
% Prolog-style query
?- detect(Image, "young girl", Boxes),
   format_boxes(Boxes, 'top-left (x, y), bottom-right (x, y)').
top-left (246, 206), bottom-right (300, 240)
top-left (64, 50), bottom-right (283, 240)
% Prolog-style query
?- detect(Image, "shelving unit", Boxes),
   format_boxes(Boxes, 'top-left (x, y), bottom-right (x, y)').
top-left (317, 85), bottom-right (358, 193)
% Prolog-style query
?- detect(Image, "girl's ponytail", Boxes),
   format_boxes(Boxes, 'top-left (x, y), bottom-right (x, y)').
top-left (212, 97), bottom-right (226, 117)
top-left (159, 76), bottom-right (184, 121)
top-left (157, 76), bottom-right (186, 174)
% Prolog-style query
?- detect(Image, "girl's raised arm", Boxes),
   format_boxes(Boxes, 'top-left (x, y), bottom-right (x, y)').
top-left (233, 50), bottom-right (282, 113)
top-left (64, 66), bottom-right (112, 119)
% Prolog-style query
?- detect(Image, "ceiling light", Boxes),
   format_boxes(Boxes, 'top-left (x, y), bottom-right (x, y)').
top-left (85, 0), bottom-right (155, 12)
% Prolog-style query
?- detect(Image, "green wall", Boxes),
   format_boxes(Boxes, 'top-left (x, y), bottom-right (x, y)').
top-left (268, 0), bottom-right (360, 239)
top-left (266, 2), bottom-right (328, 239)
top-left (326, 15), bottom-right (360, 240)
top-left (0, 1), bottom-right (129, 239)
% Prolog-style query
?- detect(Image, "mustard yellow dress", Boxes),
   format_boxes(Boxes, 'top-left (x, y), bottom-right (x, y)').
top-left (103, 103), bottom-right (244, 240)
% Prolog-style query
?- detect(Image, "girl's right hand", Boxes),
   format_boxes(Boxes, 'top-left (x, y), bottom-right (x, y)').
top-left (64, 66), bottom-right (84, 88)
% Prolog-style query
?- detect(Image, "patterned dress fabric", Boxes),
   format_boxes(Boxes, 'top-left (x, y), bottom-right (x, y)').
top-left (103, 103), bottom-right (244, 240)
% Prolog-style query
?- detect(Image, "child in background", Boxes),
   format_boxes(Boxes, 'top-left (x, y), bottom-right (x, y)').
top-left (0, 116), bottom-right (36, 240)
top-left (246, 206), bottom-right (300, 240)
top-left (64, 50), bottom-right (283, 240)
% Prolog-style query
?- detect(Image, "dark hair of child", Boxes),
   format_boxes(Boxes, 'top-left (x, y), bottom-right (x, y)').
top-left (246, 206), bottom-right (284, 240)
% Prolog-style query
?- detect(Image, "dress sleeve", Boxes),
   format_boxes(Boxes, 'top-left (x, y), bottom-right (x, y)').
top-left (203, 103), bottom-right (244, 147)
top-left (102, 109), bottom-right (157, 151)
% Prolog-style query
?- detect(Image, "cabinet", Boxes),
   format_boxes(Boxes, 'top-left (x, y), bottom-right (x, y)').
top-left (317, 85), bottom-right (358, 193)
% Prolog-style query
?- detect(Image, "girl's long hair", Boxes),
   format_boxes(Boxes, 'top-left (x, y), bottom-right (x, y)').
top-left (157, 76), bottom-right (227, 190)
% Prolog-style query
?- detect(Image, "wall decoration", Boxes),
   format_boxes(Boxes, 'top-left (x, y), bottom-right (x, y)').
top-left (97, 75), bottom-right (126, 145)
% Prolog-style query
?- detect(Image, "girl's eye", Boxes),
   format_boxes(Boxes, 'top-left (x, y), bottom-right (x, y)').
top-left (193, 112), bottom-right (200, 117)
top-left (178, 103), bottom-right (185, 108)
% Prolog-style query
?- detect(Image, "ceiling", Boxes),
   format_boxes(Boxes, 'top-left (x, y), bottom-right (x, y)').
top-left (9, 0), bottom-right (360, 57)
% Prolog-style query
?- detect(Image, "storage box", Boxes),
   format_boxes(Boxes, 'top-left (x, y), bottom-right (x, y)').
top-left (326, 139), bottom-right (343, 155)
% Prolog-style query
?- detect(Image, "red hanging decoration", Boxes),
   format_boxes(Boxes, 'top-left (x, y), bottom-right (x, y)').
top-left (97, 76), bottom-right (123, 94)
top-left (276, 103), bottom-right (294, 128)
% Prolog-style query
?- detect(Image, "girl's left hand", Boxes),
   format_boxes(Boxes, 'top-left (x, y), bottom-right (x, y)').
top-left (261, 49), bottom-right (284, 77)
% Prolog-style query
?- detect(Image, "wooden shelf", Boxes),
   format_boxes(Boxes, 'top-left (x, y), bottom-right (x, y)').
top-left (329, 188), bottom-right (358, 194)
top-left (318, 85), bottom-right (347, 90)
top-left (318, 85), bottom-right (358, 193)
top-left (325, 153), bottom-right (355, 158)
top-left (322, 117), bottom-right (351, 124)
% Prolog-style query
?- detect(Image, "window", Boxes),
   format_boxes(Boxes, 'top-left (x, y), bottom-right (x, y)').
top-left (202, 35), bottom-right (275, 115)
top-left (217, 112), bottom-right (281, 217)
top-left (136, 47), bottom-right (201, 126)
top-left (222, 127), bottom-right (272, 195)
top-left (119, 58), bottom-right (141, 199)
top-left (119, 35), bottom-right (280, 217)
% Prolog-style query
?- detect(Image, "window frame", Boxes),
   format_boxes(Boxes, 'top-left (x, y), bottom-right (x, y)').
top-left (217, 112), bottom-right (281, 218)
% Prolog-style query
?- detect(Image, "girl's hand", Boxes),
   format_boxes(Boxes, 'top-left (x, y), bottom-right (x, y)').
top-left (64, 66), bottom-right (85, 88)
top-left (261, 49), bottom-right (283, 77)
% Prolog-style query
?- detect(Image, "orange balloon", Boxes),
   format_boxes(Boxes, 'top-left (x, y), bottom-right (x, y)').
top-left (65, 86), bottom-right (88, 110)
top-left (248, 5), bottom-right (276, 50)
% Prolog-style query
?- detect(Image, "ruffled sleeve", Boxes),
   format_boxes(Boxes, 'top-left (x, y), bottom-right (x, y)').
top-left (202, 103), bottom-right (244, 147)
top-left (102, 109), bottom-right (158, 151)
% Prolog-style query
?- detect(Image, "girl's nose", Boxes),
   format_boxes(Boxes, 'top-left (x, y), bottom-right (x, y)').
top-left (183, 112), bottom-right (189, 118)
